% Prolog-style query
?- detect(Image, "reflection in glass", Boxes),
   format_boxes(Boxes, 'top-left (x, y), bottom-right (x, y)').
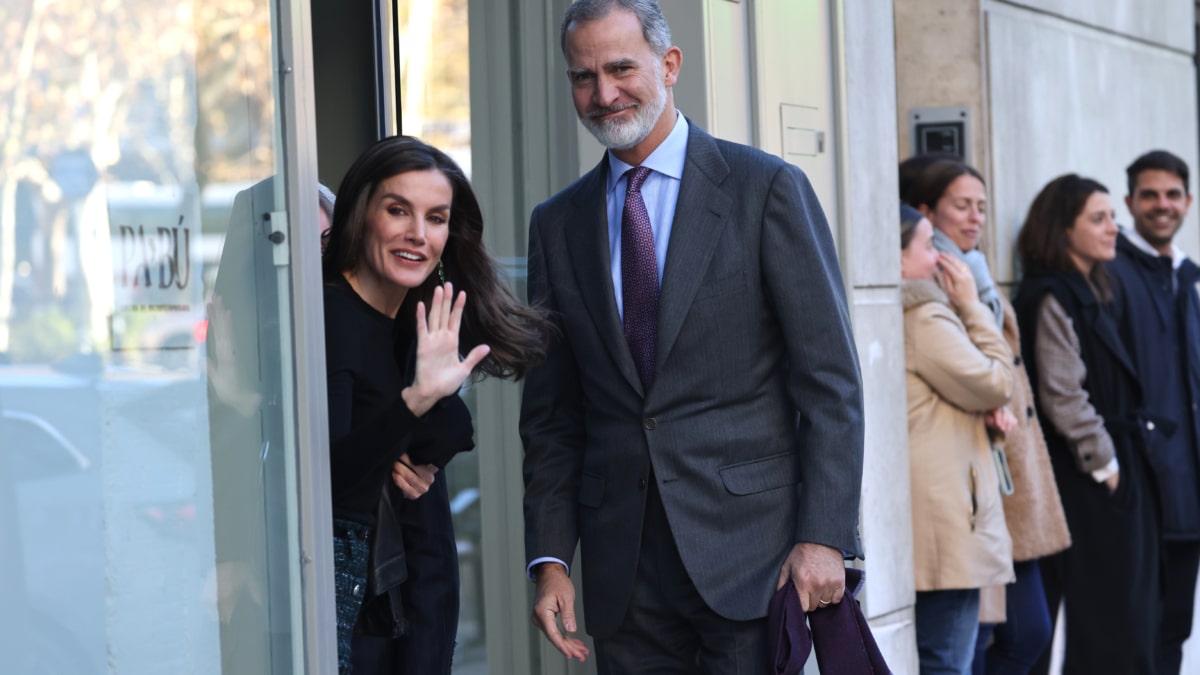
top-left (397, 1), bottom-right (486, 671)
top-left (399, 0), bottom-right (472, 177)
top-left (0, 1), bottom-right (299, 673)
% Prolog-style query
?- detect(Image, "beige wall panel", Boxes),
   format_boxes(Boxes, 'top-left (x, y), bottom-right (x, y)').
top-left (703, 0), bottom-right (753, 145)
top-left (868, 607), bottom-right (922, 673)
top-left (842, 0), bottom-right (903, 288)
top-left (893, 0), bottom-right (988, 180)
top-left (851, 289), bottom-right (916, 620)
top-left (851, 289), bottom-right (918, 674)
top-left (986, 4), bottom-right (1200, 284)
top-left (990, 0), bottom-right (1193, 52)
top-left (752, 0), bottom-right (840, 236)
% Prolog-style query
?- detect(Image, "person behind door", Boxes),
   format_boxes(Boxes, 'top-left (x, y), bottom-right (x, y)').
top-left (322, 135), bottom-right (548, 674)
top-left (1108, 149), bottom-right (1200, 675)
top-left (520, 1), bottom-right (865, 672)
top-left (1012, 174), bottom-right (1161, 674)
top-left (898, 203), bottom-right (1016, 674)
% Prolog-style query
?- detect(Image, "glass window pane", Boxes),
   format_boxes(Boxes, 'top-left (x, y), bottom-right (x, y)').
top-left (0, 1), bottom-right (305, 672)
top-left (397, 1), bottom-right (487, 671)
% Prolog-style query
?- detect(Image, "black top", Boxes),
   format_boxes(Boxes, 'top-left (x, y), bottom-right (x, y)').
top-left (324, 275), bottom-right (474, 524)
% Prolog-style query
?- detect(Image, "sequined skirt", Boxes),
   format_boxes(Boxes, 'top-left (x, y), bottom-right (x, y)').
top-left (333, 518), bottom-right (372, 674)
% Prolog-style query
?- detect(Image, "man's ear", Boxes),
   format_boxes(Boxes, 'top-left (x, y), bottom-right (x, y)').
top-left (1125, 194), bottom-right (1134, 215)
top-left (662, 46), bottom-right (682, 87)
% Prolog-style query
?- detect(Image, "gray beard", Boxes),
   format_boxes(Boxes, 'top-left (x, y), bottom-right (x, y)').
top-left (580, 85), bottom-right (668, 151)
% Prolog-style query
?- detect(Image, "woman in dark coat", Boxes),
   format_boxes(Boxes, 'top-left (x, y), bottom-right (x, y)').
top-left (1012, 174), bottom-right (1161, 674)
top-left (322, 136), bottom-right (548, 673)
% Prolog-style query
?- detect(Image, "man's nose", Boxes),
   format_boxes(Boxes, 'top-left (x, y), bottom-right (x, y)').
top-left (594, 75), bottom-right (620, 107)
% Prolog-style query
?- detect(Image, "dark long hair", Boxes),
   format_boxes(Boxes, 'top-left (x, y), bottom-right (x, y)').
top-left (323, 135), bottom-right (550, 379)
top-left (1126, 149), bottom-right (1190, 197)
top-left (1015, 173), bottom-right (1113, 302)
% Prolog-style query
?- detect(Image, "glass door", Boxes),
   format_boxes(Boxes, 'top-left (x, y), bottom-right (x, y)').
top-left (0, 0), bottom-right (316, 672)
top-left (395, 3), bottom-right (490, 672)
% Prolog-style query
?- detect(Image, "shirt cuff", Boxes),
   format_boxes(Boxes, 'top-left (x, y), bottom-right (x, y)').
top-left (526, 557), bottom-right (569, 582)
top-left (1091, 457), bottom-right (1119, 483)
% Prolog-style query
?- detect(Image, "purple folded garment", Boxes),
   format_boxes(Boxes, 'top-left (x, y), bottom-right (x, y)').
top-left (767, 567), bottom-right (892, 675)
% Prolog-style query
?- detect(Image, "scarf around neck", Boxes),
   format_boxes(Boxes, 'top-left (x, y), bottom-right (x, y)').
top-left (931, 227), bottom-right (1004, 328)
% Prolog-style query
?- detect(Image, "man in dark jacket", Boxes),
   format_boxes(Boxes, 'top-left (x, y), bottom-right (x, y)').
top-left (1110, 149), bottom-right (1200, 675)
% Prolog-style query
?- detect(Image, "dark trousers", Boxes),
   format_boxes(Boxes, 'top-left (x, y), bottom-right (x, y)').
top-left (1032, 448), bottom-right (1161, 675)
top-left (593, 482), bottom-right (768, 675)
top-left (1158, 540), bottom-right (1200, 675)
top-left (352, 473), bottom-right (459, 675)
top-left (973, 560), bottom-right (1052, 675)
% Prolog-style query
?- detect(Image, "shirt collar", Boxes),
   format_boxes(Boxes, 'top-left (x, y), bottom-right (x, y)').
top-left (1123, 226), bottom-right (1188, 269)
top-left (606, 111), bottom-right (689, 194)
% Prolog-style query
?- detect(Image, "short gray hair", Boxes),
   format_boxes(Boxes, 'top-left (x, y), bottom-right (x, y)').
top-left (560, 0), bottom-right (672, 56)
top-left (318, 182), bottom-right (336, 219)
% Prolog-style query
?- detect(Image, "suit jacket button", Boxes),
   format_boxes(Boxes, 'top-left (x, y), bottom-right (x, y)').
top-left (1026, 406), bottom-right (1034, 419)
top-left (639, 478), bottom-right (647, 490)
top-left (643, 418), bottom-right (656, 430)
top-left (1014, 356), bottom-right (1022, 366)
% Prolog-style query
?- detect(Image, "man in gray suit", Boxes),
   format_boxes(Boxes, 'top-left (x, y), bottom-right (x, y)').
top-left (520, 1), bottom-right (865, 671)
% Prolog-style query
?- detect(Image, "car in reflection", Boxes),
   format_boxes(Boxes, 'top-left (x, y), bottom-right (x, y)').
top-left (0, 357), bottom-right (214, 674)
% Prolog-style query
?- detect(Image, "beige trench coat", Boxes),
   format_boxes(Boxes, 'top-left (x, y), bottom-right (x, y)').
top-left (903, 280), bottom-right (1016, 594)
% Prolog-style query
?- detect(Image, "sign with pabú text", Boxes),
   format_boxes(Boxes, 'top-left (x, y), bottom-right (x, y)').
top-left (107, 183), bottom-right (204, 356)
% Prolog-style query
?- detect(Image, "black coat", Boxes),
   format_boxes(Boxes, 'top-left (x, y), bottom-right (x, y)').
top-left (1013, 264), bottom-right (1161, 673)
top-left (1110, 233), bottom-right (1200, 540)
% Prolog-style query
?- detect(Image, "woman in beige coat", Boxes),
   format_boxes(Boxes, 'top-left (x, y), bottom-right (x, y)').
top-left (901, 157), bottom-right (1071, 674)
top-left (900, 204), bottom-right (1015, 674)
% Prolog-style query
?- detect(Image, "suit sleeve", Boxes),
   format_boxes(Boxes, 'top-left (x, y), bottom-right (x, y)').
top-left (759, 163), bottom-right (865, 558)
top-left (520, 205), bottom-right (586, 569)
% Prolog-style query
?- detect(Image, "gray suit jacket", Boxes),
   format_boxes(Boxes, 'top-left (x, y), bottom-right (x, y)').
top-left (521, 122), bottom-right (864, 637)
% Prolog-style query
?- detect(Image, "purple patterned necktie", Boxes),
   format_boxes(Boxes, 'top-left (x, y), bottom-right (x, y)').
top-left (622, 166), bottom-right (658, 389)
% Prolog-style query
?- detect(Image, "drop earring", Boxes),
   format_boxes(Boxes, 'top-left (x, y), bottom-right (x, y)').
top-left (437, 259), bottom-right (446, 285)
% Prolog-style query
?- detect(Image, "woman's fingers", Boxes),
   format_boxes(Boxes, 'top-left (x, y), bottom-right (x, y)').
top-left (427, 283), bottom-right (445, 332)
top-left (415, 300), bottom-right (428, 334)
top-left (461, 343), bottom-right (491, 372)
top-left (441, 283), bottom-right (452, 332)
top-left (449, 289), bottom-right (467, 333)
top-left (423, 282), bottom-right (458, 334)
top-left (392, 454), bottom-right (438, 499)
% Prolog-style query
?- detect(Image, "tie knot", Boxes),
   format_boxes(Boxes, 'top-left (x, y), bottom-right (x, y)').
top-left (625, 166), bottom-right (652, 194)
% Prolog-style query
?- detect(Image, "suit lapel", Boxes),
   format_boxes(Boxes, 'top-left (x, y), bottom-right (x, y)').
top-left (563, 158), bottom-right (644, 394)
top-left (655, 125), bottom-right (732, 370)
